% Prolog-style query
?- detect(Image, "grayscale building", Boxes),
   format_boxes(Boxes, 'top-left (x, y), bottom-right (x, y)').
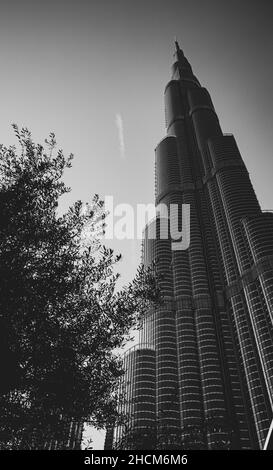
top-left (105, 42), bottom-right (273, 450)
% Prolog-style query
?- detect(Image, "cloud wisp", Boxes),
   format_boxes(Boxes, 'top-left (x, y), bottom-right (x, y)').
top-left (115, 113), bottom-right (125, 159)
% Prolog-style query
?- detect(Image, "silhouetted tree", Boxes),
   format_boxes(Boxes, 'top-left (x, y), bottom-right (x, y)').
top-left (0, 125), bottom-right (159, 449)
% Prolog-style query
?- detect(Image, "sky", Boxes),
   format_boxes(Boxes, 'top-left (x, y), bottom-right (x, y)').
top-left (0, 0), bottom-right (272, 449)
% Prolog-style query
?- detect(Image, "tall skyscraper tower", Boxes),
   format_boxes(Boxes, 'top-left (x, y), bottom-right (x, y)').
top-left (106, 43), bottom-right (273, 450)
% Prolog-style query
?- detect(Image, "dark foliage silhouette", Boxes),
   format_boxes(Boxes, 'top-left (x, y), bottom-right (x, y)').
top-left (0, 126), bottom-right (159, 449)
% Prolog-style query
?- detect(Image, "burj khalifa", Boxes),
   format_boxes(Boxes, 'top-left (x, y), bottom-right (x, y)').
top-left (105, 42), bottom-right (273, 450)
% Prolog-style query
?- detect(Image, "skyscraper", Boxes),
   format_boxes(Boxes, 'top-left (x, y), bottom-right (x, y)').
top-left (105, 42), bottom-right (273, 450)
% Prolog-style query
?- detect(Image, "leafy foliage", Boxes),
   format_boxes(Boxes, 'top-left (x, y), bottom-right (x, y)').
top-left (0, 126), bottom-right (160, 449)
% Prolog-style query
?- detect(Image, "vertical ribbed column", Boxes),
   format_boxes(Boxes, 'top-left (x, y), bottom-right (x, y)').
top-left (168, 116), bottom-right (205, 446)
top-left (133, 348), bottom-right (157, 449)
top-left (155, 136), bottom-right (186, 448)
top-left (154, 233), bottom-right (180, 448)
top-left (242, 215), bottom-right (273, 404)
top-left (205, 177), bottom-right (258, 448)
top-left (203, 136), bottom-right (272, 447)
top-left (112, 346), bottom-right (156, 450)
top-left (201, 188), bottom-right (256, 449)
top-left (187, 190), bottom-right (228, 448)
top-left (112, 349), bottom-right (135, 449)
top-left (207, 137), bottom-right (259, 271)
top-left (140, 226), bottom-right (156, 348)
top-left (187, 90), bottom-right (262, 448)
top-left (229, 292), bottom-right (271, 446)
top-left (242, 214), bottom-right (273, 322)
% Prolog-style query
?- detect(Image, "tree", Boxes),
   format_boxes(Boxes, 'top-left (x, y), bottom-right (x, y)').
top-left (0, 125), bottom-right (160, 449)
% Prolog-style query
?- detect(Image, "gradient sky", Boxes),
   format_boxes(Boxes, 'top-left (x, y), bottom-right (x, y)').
top-left (0, 0), bottom-right (272, 448)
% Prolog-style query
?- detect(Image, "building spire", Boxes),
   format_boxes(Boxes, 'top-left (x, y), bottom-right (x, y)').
top-left (171, 40), bottom-right (200, 85)
top-left (174, 37), bottom-right (180, 53)
top-left (173, 37), bottom-right (184, 60)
